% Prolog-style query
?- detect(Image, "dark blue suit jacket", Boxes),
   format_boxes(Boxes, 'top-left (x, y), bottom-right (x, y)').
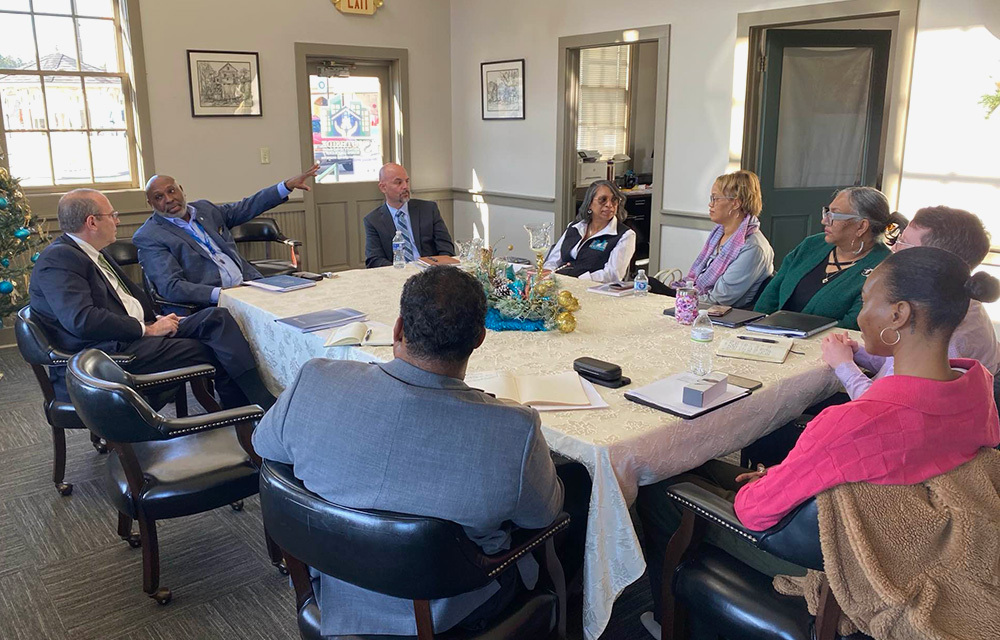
top-left (28, 234), bottom-right (155, 355)
top-left (363, 199), bottom-right (455, 268)
top-left (133, 185), bottom-right (287, 309)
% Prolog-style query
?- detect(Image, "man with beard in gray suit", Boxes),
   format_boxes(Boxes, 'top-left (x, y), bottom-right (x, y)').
top-left (252, 266), bottom-right (589, 636)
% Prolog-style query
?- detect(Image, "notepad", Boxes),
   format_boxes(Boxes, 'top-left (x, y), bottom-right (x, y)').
top-left (465, 370), bottom-right (594, 408)
top-left (244, 275), bottom-right (317, 293)
top-left (624, 372), bottom-right (750, 419)
top-left (324, 321), bottom-right (393, 347)
top-left (276, 308), bottom-right (367, 333)
top-left (587, 282), bottom-right (635, 297)
top-left (715, 335), bottom-right (794, 364)
top-left (417, 255), bottom-right (461, 268)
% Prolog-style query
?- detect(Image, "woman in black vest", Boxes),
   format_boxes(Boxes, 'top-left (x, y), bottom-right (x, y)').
top-left (543, 180), bottom-right (637, 283)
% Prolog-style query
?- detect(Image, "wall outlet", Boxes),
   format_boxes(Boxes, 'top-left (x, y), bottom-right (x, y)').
top-left (259, 147), bottom-right (270, 164)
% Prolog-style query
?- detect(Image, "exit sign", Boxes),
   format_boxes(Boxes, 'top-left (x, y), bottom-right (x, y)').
top-left (333, 0), bottom-right (383, 15)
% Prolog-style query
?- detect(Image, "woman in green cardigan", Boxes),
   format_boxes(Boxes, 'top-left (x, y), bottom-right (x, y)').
top-left (755, 187), bottom-right (907, 330)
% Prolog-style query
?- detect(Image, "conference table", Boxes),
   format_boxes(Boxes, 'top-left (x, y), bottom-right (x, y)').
top-left (220, 265), bottom-right (842, 640)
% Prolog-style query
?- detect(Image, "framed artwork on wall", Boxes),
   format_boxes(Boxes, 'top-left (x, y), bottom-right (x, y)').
top-left (481, 58), bottom-right (525, 120)
top-left (187, 50), bottom-right (262, 117)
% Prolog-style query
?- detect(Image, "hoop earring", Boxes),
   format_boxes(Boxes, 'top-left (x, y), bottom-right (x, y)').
top-left (879, 327), bottom-right (901, 346)
top-left (853, 239), bottom-right (865, 256)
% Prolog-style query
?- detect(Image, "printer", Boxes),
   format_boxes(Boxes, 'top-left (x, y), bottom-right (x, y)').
top-left (576, 149), bottom-right (605, 187)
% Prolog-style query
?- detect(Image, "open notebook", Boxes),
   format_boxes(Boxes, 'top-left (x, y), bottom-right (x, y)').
top-left (465, 370), bottom-right (608, 411)
top-left (324, 321), bottom-right (393, 347)
top-left (715, 335), bottom-right (794, 364)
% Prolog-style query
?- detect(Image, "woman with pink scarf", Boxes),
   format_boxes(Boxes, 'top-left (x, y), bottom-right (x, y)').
top-left (683, 171), bottom-right (774, 308)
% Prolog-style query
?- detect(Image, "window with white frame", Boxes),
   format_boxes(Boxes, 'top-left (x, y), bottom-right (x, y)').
top-left (0, 0), bottom-right (140, 190)
top-left (577, 44), bottom-right (631, 161)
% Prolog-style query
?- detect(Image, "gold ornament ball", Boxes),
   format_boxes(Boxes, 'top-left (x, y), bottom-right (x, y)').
top-left (556, 290), bottom-right (580, 312)
top-left (555, 311), bottom-right (577, 333)
top-left (533, 279), bottom-right (556, 297)
top-left (507, 244), bottom-right (514, 251)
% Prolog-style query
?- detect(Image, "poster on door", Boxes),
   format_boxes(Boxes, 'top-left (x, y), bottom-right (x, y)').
top-left (309, 75), bottom-right (383, 183)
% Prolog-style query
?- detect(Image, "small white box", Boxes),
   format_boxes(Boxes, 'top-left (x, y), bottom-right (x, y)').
top-left (682, 372), bottom-right (729, 407)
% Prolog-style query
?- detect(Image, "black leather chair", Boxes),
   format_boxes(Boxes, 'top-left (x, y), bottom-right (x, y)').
top-left (654, 482), bottom-right (872, 640)
top-left (105, 239), bottom-right (199, 315)
top-left (14, 306), bottom-right (210, 496)
top-left (231, 218), bottom-right (302, 277)
top-left (259, 459), bottom-right (571, 640)
top-left (66, 349), bottom-right (285, 604)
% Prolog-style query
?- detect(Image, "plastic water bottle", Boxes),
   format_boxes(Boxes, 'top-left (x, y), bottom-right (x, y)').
top-left (689, 310), bottom-right (714, 376)
top-left (633, 269), bottom-right (648, 297)
top-left (392, 230), bottom-right (406, 269)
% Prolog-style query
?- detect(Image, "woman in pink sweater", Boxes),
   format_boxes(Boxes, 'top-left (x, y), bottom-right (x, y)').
top-left (637, 246), bottom-right (1000, 634)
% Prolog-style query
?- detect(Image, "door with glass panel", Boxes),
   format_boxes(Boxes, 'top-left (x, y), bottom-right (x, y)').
top-left (757, 30), bottom-right (891, 265)
top-left (305, 60), bottom-right (392, 272)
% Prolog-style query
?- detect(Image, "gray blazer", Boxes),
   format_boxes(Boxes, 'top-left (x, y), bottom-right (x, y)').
top-left (363, 199), bottom-right (455, 268)
top-left (252, 358), bottom-right (563, 636)
top-left (133, 185), bottom-right (287, 310)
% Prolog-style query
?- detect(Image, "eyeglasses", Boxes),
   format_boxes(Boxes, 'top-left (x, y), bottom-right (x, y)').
top-left (91, 211), bottom-right (120, 221)
top-left (594, 195), bottom-right (621, 207)
top-left (709, 195), bottom-right (736, 204)
top-left (820, 206), bottom-right (864, 225)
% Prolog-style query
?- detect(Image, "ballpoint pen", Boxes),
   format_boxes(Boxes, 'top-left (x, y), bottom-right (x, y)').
top-left (737, 335), bottom-right (778, 344)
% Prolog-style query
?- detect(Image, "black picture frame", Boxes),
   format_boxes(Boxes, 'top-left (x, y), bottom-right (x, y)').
top-left (481, 58), bottom-right (525, 120)
top-left (187, 49), bottom-right (263, 118)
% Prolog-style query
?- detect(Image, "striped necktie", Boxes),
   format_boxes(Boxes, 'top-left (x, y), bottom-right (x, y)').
top-left (395, 211), bottom-right (415, 262)
top-left (97, 253), bottom-right (128, 292)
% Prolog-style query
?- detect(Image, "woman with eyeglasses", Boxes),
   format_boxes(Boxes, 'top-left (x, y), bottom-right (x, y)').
top-left (543, 179), bottom-right (636, 283)
top-left (675, 170), bottom-right (773, 307)
top-left (753, 186), bottom-right (907, 329)
top-left (821, 205), bottom-right (1000, 399)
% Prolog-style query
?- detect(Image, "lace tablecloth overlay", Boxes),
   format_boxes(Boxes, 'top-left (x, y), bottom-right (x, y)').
top-left (220, 266), bottom-right (842, 640)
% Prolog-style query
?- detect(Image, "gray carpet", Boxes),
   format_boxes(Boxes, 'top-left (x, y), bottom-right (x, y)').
top-left (0, 347), bottom-right (653, 639)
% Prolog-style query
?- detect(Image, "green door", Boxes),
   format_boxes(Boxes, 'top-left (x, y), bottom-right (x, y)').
top-left (757, 29), bottom-right (892, 266)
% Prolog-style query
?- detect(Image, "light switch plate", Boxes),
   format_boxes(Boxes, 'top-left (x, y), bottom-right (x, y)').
top-left (259, 147), bottom-right (270, 164)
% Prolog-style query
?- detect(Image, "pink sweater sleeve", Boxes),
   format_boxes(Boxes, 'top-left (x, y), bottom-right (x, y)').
top-left (734, 406), bottom-right (866, 530)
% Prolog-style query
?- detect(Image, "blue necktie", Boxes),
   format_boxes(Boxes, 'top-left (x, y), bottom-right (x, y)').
top-left (395, 211), bottom-right (415, 261)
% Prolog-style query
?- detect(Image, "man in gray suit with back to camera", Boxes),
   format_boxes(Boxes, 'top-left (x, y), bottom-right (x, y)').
top-left (133, 164), bottom-right (318, 314)
top-left (363, 162), bottom-right (455, 267)
top-left (252, 266), bottom-right (589, 636)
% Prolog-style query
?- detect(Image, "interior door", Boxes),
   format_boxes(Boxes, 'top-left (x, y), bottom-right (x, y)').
top-left (305, 60), bottom-right (393, 271)
top-left (757, 29), bottom-right (891, 265)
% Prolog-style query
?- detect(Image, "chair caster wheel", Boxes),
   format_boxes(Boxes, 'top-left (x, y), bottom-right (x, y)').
top-left (150, 588), bottom-right (172, 605)
top-left (274, 559), bottom-right (289, 575)
top-left (123, 533), bottom-right (142, 548)
top-left (56, 482), bottom-right (73, 496)
top-left (92, 439), bottom-right (108, 454)
top-left (230, 501), bottom-right (244, 512)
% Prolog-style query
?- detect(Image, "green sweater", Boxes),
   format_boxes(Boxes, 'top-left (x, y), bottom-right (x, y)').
top-left (754, 233), bottom-right (889, 330)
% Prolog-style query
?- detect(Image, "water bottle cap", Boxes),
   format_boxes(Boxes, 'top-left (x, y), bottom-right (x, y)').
top-left (637, 269), bottom-right (646, 277)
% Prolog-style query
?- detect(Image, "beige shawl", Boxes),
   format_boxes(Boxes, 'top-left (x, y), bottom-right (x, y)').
top-left (773, 448), bottom-right (1000, 639)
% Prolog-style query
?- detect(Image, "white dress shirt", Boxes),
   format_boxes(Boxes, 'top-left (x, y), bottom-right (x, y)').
top-left (67, 233), bottom-right (146, 335)
top-left (543, 217), bottom-right (636, 283)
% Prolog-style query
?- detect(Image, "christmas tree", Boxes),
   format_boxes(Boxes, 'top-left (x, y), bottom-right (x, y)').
top-left (0, 167), bottom-right (48, 328)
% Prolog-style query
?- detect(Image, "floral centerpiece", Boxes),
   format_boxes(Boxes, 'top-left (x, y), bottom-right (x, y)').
top-left (469, 224), bottom-right (580, 333)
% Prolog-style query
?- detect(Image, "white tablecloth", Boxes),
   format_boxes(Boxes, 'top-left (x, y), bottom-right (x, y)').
top-left (220, 266), bottom-right (841, 640)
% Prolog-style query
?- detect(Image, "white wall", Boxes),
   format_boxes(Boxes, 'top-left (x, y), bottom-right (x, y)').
top-left (449, 0), bottom-right (1000, 267)
top-left (138, 0), bottom-right (453, 202)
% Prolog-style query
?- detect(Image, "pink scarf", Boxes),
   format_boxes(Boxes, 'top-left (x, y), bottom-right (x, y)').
top-left (686, 215), bottom-right (759, 294)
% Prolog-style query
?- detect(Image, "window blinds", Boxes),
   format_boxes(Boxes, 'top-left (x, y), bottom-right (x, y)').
top-left (577, 45), bottom-right (631, 161)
